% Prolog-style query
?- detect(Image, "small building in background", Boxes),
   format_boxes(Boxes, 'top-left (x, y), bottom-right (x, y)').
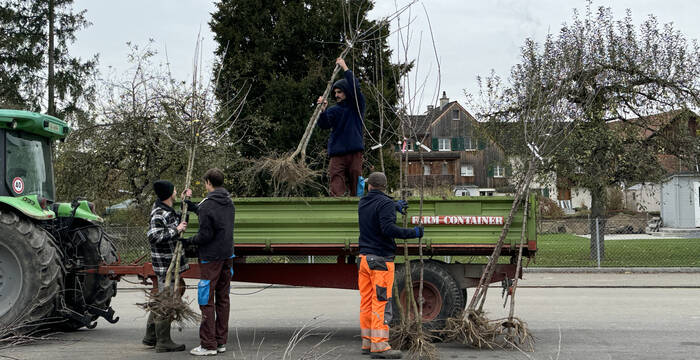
top-left (660, 173), bottom-right (700, 228)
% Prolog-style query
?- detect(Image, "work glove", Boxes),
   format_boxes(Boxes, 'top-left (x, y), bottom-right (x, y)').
top-left (395, 200), bottom-right (408, 214)
top-left (414, 225), bottom-right (424, 238)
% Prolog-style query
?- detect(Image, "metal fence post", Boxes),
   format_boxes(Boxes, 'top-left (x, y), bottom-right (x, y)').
top-left (595, 217), bottom-right (601, 269)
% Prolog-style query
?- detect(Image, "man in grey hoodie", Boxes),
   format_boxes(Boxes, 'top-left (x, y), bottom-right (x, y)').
top-left (180, 168), bottom-right (235, 356)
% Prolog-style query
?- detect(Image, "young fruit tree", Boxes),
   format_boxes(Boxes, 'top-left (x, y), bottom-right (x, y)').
top-left (139, 35), bottom-right (249, 324)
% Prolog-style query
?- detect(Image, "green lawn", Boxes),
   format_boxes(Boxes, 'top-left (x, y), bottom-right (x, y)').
top-left (445, 234), bottom-right (700, 267)
top-left (530, 234), bottom-right (700, 267)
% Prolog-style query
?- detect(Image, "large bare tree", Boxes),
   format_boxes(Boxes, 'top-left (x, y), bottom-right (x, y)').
top-left (478, 4), bottom-right (700, 259)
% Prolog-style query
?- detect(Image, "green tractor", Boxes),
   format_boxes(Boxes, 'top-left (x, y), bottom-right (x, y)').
top-left (0, 109), bottom-right (119, 331)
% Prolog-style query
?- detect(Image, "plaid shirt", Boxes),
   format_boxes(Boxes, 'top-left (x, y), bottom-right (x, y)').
top-left (147, 200), bottom-right (189, 277)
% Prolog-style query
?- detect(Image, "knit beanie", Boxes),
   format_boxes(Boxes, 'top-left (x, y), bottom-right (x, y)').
top-left (367, 172), bottom-right (387, 190)
top-left (153, 180), bottom-right (174, 201)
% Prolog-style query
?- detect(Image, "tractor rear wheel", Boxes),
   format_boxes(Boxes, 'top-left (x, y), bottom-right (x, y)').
top-left (0, 210), bottom-right (63, 331)
top-left (60, 225), bottom-right (118, 330)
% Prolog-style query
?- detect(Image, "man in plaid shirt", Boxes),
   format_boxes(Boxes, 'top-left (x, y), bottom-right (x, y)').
top-left (148, 188), bottom-right (189, 279)
top-left (142, 180), bottom-right (192, 353)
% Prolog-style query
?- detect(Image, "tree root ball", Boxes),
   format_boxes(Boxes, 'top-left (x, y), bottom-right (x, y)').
top-left (257, 154), bottom-right (321, 195)
top-left (137, 288), bottom-right (200, 327)
top-left (441, 311), bottom-right (534, 351)
top-left (390, 321), bottom-right (439, 360)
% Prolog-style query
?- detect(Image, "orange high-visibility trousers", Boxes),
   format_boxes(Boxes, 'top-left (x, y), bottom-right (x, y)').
top-left (358, 254), bottom-right (395, 353)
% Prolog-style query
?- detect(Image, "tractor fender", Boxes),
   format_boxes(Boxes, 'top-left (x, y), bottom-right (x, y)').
top-left (55, 200), bottom-right (102, 222)
top-left (0, 195), bottom-right (56, 220)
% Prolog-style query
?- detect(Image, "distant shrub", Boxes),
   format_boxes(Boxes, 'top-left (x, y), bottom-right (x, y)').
top-left (539, 195), bottom-right (565, 218)
top-left (607, 187), bottom-right (624, 210)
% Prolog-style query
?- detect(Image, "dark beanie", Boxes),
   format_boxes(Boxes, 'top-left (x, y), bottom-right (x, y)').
top-left (367, 172), bottom-right (387, 190)
top-left (153, 180), bottom-right (174, 201)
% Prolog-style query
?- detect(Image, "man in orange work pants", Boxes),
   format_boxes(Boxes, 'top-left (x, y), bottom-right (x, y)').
top-left (357, 172), bottom-right (423, 359)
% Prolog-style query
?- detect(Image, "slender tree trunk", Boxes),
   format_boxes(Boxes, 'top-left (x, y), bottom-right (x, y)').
top-left (589, 183), bottom-right (606, 261)
top-left (47, 0), bottom-right (55, 116)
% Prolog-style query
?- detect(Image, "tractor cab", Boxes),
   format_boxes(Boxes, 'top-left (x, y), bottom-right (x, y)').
top-left (0, 109), bottom-right (68, 202)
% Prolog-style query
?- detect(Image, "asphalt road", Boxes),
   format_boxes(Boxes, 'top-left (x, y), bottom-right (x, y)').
top-left (2, 273), bottom-right (699, 360)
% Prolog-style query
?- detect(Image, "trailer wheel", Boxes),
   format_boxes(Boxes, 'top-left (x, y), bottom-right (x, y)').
top-left (392, 260), bottom-right (464, 332)
top-left (0, 210), bottom-right (63, 331)
top-left (60, 225), bottom-right (118, 330)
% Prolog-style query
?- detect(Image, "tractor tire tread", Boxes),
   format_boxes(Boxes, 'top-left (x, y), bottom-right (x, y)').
top-left (0, 209), bottom-right (64, 330)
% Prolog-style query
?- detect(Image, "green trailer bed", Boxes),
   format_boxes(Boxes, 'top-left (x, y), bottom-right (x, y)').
top-left (182, 195), bottom-right (537, 257)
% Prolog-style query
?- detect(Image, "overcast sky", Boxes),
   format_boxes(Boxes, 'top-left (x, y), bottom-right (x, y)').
top-left (72, 0), bottom-right (700, 114)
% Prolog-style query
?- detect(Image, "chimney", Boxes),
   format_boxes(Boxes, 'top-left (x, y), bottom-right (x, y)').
top-left (427, 105), bottom-right (434, 112)
top-left (440, 91), bottom-right (449, 109)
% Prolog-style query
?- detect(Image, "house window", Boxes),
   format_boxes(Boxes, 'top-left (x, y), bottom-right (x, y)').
top-left (479, 190), bottom-right (494, 196)
top-left (441, 162), bottom-right (449, 175)
top-left (452, 109), bottom-right (460, 120)
top-left (494, 165), bottom-right (505, 178)
top-left (423, 165), bottom-right (431, 175)
top-left (460, 164), bottom-right (474, 176)
top-left (438, 138), bottom-right (450, 151)
top-left (464, 137), bottom-right (475, 150)
top-left (406, 140), bottom-right (414, 151)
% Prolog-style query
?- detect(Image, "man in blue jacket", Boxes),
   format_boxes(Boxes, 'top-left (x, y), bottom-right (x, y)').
top-left (317, 57), bottom-right (365, 196)
top-left (357, 172), bottom-right (423, 359)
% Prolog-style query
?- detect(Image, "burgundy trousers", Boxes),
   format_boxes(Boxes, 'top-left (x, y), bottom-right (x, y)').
top-left (197, 259), bottom-right (233, 349)
top-left (329, 151), bottom-right (363, 196)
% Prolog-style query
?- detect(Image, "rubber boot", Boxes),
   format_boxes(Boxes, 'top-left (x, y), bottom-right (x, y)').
top-left (155, 319), bottom-right (186, 352)
top-left (141, 313), bottom-right (156, 347)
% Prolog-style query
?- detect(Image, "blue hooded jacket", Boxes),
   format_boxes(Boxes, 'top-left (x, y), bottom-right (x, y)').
top-left (358, 189), bottom-right (416, 258)
top-left (317, 70), bottom-right (365, 156)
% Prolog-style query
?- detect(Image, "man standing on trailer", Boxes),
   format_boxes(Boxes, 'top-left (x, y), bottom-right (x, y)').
top-left (180, 168), bottom-right (236, 356)
top-left (317, 57), bottom-right (365, 196)
top-left (357, 172), bottom-right (424, 359)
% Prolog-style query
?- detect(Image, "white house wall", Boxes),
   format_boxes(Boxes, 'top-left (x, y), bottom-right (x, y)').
top-left (571, 187), bottom-right (591, 208)
top-left (529, 173), bottom-right (558, 202)
top-left (624, 183), bottom-right (661, 213)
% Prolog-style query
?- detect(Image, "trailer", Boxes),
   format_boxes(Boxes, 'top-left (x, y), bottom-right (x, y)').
top-left (0, 108), bottom-right (535, 330)
top-left (96, 195), bottom-right (537, 328)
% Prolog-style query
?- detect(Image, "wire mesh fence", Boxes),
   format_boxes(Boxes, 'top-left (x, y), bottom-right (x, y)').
top-left (535, 216), bottom-right (700, 267)
top-left (106, 226), bottom-right (150, 264)
top-left (105, 215), bottom-right (700, 268)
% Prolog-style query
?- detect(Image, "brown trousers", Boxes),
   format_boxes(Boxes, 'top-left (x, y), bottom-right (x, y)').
top-left (329, 151), bottom-right (363, 196)
top-left (197, 259), bottom-right (233, 349)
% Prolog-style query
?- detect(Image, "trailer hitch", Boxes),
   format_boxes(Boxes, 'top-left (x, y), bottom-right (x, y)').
top-left (57, 308), bottom-right (98, 329)
top-left (87, 304), bottom-right (120, 324)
